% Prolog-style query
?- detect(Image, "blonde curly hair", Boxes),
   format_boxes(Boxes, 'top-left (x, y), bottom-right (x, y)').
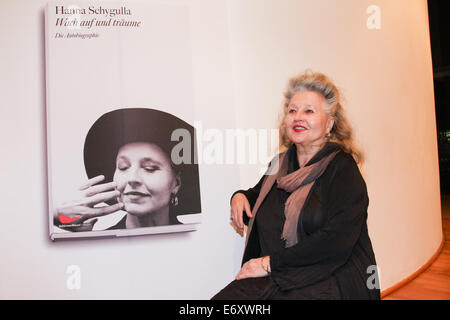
top-left (278, 70), bottom-right (364, 164)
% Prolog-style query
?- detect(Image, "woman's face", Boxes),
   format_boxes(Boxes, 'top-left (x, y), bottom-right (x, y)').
top-left (284, 90), bottom-right (334, 148)
top-left (113, 142), bottom-right (180, 216)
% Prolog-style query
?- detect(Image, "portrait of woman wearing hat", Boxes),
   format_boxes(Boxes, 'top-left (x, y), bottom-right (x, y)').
top-left (53, 108), bottom-right (201, 232)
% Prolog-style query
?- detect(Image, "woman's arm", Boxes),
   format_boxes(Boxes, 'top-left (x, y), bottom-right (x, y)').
top-left (229, 154), bottom-right (282, 227)
top-left (229, 172), bottom-right (266, 228)
top-left (230, 173), bottom-right (265, 209)
top-left (236, 255), bottom-right (271, 280)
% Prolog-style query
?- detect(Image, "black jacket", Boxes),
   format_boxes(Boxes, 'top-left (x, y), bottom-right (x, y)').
top-left (234, 142), bottom-right (380, 299)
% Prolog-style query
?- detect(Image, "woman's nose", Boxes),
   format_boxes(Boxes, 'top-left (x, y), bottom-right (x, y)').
top-left (293, 110), bottom-right (304, 121)
top-left (127, 168), bottom-right (142, 186)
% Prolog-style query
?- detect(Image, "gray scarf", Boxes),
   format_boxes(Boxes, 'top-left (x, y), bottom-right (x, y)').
top-left (246, 148), bottom-right (340, 248)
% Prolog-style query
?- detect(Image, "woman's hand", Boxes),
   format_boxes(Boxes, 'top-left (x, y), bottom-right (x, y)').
top-left (230, 193), bottom-right (253, 232)
top-left (54, 175), bottom-right (124, 232)
top-left (236, 256), bottom-right (271, 280)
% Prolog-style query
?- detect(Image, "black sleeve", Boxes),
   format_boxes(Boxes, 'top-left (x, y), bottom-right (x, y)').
top-left (229, 155), bottom-right (281, 225)
top-left (270, 154), bottom-right (369, 289)
top-left (230, 174), bottom-right (266, 226)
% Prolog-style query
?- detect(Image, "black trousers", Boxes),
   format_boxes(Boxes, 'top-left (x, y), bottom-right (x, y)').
top-left (211, 276), bottom-right (341, 300)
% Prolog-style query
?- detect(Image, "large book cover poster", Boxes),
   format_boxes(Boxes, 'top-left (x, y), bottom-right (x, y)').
top-left (45, 1), bottom-right (202, 240)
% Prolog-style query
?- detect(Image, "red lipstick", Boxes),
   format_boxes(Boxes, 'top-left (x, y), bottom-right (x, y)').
top-left (293, 125), bottom-right (307, 133)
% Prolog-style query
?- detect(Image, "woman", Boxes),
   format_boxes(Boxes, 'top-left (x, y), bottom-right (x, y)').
top-left (212, 71), bottom-right (380, 300)
top-left (54, 108), bottom-right (201, 231)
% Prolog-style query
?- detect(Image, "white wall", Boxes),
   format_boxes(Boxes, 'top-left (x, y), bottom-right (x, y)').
top-left (0, 0), bottom-right (442, 298)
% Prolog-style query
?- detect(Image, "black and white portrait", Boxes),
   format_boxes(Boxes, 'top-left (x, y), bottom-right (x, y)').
top-left (51, 108), bottom-right (201, 238)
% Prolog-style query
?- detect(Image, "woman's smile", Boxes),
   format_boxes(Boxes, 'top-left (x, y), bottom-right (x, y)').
top-left (123, 190), bottom-right (151, 201)
top-left (293, 124), bottom-right (308, 133)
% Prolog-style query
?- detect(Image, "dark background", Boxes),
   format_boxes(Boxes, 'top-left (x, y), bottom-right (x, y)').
top-left (428, 0), bottom-right (450, 195)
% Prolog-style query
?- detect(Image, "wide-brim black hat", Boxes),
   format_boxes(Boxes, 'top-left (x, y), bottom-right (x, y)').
top-left (83, 108), bottom-right (201, 215)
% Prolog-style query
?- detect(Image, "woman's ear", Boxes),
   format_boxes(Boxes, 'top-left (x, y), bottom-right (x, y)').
top-left (171, 171), bottom-right (181, 195)
top-left (326, 116), bottom-right (335, 134)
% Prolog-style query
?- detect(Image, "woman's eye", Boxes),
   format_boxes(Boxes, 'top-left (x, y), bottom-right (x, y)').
top-left (288, 108), bottom-right (296, 113)
top-left (305, 109), bottom-right (314, 113)
top-left (143, 166), bottom-right (159, 173)
top-left (117, 164), bottom-right (129, 171)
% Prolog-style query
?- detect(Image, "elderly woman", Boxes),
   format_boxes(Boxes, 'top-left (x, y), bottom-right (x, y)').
top-left (54, 108), bottom-right (201, 232)
top-left (213, 71), bottom-right (380, 300)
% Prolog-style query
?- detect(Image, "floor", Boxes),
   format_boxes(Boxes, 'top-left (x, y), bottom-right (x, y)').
top-left (382, 195), bottom-right (450, 300)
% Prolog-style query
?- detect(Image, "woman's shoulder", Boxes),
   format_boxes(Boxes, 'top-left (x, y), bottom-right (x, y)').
top-left (333, 148), bottom-right (358, 168)
top-left (325, 147), bottom-right (366, 188)
top-left (262, 150), bottom-right (289, 176)
top-left (323, 142), bottom-right (358, 169)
